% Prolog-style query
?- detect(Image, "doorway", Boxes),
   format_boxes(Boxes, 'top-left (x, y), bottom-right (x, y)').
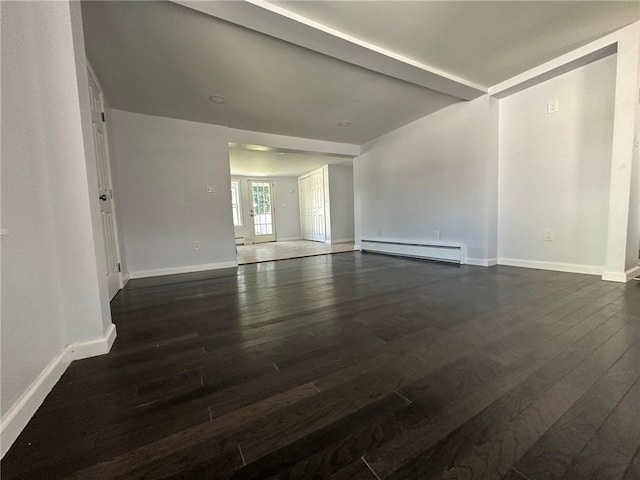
top-left (248, 180), bottom-right (276, 243)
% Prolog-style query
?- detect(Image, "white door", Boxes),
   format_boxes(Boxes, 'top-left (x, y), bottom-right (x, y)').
top-left (310, 172), bottom-right (326, 241)
top-left (88, 68), bottom-right (120, 300)
top-left (249, 180), bottom-right (276, 243)
top-left (299, 176), bottom-right (313, 240)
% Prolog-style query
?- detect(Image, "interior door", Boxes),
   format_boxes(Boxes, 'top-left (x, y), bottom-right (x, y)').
top-left (310, 172), bottom-right (326, 241)
top-left (88, 68), bottom-right (121, 300)
top-left (249, 180), bottom-right (276, 243)
top-left (300, 176), bottom-right (313, 240)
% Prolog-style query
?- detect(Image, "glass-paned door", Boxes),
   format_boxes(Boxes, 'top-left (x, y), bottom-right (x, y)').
top-left (249, 180), bottom-right (276, 243)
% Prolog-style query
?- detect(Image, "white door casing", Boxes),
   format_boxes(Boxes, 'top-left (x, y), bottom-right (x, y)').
top-left (87, 67), bottom-right (121, 299)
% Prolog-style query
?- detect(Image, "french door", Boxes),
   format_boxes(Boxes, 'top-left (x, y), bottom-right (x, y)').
top-left (249, 180), bottom-right (276, 243)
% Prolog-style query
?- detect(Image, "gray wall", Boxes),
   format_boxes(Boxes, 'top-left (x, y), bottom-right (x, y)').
top-left (110, 109), bottom-right (237, 276)
top-left (1, 0), bottom-right (113, 454)
top-left (327, 165), bottom-right (355, 242)
top-left (498, 56), bottom-right (616, 270)
top-left (354, 96), bottom-right (497, 262)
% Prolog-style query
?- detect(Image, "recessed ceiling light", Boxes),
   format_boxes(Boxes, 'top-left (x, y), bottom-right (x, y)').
top-left (337, 120), bottom-right (352, 127)
top-left (209, 95), bottom-right (225, 104)
top-left (277, 152), bottom-right (285, 155)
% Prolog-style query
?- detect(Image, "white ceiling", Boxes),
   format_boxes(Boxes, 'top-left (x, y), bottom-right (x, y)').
top-left (229, 148), bottom-right (351, 177)
top-left (275, 1), bottom-right (640, 87)
top-left (81, 1), bottom-right (459, 145)
top-left (82, 1), bottom-right (639, 145)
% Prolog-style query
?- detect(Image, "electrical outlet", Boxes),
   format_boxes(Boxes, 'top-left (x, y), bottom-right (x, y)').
top-left (206, 185), bottom-right (215, 193)
top-left (547, 100), bottom-right (559, 114)
top-left (193, 241), bottom-right (200, 250)
top-left (434, 230), bottom-right (441, 240)
top-left (544, 229), bottom-right (554, 241)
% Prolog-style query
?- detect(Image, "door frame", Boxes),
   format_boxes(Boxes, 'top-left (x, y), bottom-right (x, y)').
top-left (87, 63), bottom-right (124, 293)
top-left (247, 179), bottom-right (277, 243)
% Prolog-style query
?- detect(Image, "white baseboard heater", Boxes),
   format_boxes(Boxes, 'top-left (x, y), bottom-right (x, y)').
top-left (361, 239), bottom-right (464, 264)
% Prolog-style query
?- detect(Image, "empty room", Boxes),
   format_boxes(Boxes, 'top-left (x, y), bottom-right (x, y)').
top-left (1, 1), bottom-right (640, 479)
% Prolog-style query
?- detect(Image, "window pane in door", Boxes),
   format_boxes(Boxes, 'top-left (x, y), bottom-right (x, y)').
top-left (251, 182), bottom-right (273, 236)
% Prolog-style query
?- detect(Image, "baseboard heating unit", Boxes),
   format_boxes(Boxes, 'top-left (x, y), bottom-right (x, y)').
top-left (360, 239), bottom-right (464, 264)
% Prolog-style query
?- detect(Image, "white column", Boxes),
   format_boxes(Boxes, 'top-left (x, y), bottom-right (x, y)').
top-left (602, 24), bottom-right (640, 282)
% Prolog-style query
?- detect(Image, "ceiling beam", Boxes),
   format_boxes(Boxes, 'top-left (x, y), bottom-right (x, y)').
top-left (488, 22), bottom-right (640, 98)
top-left (171, 0), bottom-right (487, 101)
top-left (228, 128), bottom-right (361, 157)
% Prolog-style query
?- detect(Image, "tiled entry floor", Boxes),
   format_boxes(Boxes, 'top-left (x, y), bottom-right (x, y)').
top-left (236, 240), bottom-right (354, 264)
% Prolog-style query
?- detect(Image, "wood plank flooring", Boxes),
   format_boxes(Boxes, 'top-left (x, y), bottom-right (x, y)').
top-left (2, 252), bottom-right (639, 479)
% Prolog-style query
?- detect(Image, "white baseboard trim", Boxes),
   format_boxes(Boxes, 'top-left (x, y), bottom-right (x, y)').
top-left (602, 265), bottom-right (640, 283)
top-left (129, 261), bottom-right (238, 279)
top-left (120, 272), bottom-right (130, 289)
top-left (69, 323), bottom-right (117, 360)
top-left (498, 257), bottom-right (602, 276)
top-left (354, 244), bottom-right (361, 251)
top-left (0, 349), bottom-right (71, 458)
top-left (328, 238), bottom-right (355, 244)
top-left (465, 257), bottom-right (498, 267)
top-left (1, 324), bottom-right (117, 458)
top-left (277, 237), bottom-right (303, 242)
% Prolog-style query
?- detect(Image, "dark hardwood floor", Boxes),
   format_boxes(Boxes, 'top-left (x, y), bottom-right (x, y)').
top-left (2, 252), bottom-right (639, 479)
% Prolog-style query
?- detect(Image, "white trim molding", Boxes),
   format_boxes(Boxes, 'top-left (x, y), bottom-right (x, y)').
top-left (602, 265), bottom-right (640, 283)
top-left (498, 258), bottom-right (602, 276)
top-left (277, 237), bottom-right (303, 242)
top-left (1, 325), bottom-right (117, 458)
top-left (465, 257), bottom-right (498, 267)
top-left (0, 349), bottom-right (71, 458)
top-left (69, 323), bottom-right (117, 360)
top-left (129, 261), bottom-right (239, 279)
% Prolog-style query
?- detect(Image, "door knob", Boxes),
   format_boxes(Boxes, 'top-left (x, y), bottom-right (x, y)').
top-left (99, 194), bottom-right (107, 201)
